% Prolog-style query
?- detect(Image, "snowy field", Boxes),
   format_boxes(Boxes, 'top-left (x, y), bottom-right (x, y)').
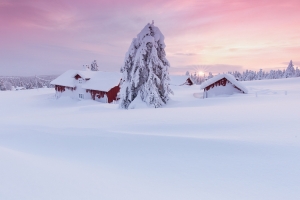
top-left (0, 78), bottom-right (300, 200)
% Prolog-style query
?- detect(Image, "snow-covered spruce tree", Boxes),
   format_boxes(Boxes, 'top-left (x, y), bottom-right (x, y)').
top-left (284, 60), bottom-right (295, 78)
top-left (3, 81), bottom-right (12, 90)
top-left (207, 72), bottom-right (214, 79)
top-left (256, 69), bottom-right (264, 80)
top-left (91, 60), bottom-right (99, 71)
top-left (119, 22), bottom-right (173, 109)
top-left (295, 67), bottom-right (300, 77)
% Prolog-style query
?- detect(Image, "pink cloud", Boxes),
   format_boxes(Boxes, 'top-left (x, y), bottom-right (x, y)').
top-left (0, 0), bottom-right (299, 75)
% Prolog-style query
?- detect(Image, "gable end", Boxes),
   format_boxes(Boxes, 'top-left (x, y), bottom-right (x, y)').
top-left (74, 74), bottom-right (82, 80)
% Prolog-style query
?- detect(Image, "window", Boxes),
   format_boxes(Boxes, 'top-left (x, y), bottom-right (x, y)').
top-left (79, 79), bottom-right (83, 84)
top-left (79, 94), bottom-right (84, 99)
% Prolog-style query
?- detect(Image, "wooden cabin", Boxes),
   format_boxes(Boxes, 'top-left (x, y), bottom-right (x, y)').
top-left (200, 74), bottom-right (248, 98)
top-left (50, 70), bottom-right (122, 103)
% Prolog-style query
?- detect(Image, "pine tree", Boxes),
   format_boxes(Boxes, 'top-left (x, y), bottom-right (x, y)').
top-left (267, 70), bottom-right (276, 79)
top-left (256, 69), bottom-right (264, 80)
top-left (3, 81), bottom-right (12, 90)
top-left (207, 72), bottom-right (214, 79)
top-left (91, 60), bottom-right (99, 71)
top-left (295, 67), bottom-right (300, 77)
top-left (119, 22), bottom-right (173, 109)
top-left (284, 60), bottom-right (295, 78)
top-left (0, 80), bottom-right (5, 91)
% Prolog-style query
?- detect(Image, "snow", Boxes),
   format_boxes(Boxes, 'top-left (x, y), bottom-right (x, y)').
top-left (81, 72), bottom-right (122, 92)
top-left (170, 75), bottom-right (190, 85)
top-left (50, 70), bottom-right (122, 92)
top-left (1, 78), bottom-right (300, 200)
top-left (204, 82), bottom-right (242, 98)
top-left (136, 22), bottom-right (166, 49)
top-left (15, 86), bottom-right (25, 90)
top-left (127, 92), bottom-right (149, 109)
top-left (50, 69), bottom-right (77, 87)
top-left (200, 73), bottom-right (248, 93)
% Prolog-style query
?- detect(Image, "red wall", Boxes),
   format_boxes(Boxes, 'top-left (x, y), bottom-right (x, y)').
top-left (106, 85), bottom-right (120, 103)
top-left (87, 85), bottom-right (120, 103)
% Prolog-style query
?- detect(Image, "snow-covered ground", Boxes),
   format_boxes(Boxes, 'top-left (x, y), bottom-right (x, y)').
top-left (0, 78), bottom-right (299, 200)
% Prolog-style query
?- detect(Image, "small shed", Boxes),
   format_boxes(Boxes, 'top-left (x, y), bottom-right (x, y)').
top-left (50, 70), bottom-right (122, 103)
top-left (200, 74), bottom-right (248, 98)
top-left (170, 75), bottom-right (194, 86)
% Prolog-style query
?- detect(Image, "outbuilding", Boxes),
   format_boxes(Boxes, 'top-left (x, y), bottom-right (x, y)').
top-left (200, 74), bottom-right (248, 98)
top-left (170, 75), bottom-right (194, 86)
top-left (50, 70), bottom-right (122, 103)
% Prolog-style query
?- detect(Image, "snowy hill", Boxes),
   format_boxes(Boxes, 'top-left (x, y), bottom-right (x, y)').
top-left (0, 78), bottom-right (299, 200)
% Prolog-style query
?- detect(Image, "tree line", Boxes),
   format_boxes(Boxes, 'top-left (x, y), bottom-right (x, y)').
top-left (189, 60), bottom-right (300, 84)
top-left (0, 75), bottom-right (57, 91)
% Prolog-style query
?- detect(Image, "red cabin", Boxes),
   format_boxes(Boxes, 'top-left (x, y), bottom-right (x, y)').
top-left (50, 70), bottom-right (122, 103)
top-left (200, 74), bottom-right (248, 98)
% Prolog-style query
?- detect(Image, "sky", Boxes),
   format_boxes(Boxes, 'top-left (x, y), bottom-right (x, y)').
top-left (0, 0), bottom-right (300, 76)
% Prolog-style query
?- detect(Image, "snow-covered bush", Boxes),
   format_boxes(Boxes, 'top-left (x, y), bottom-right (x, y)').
top-left (119, 21), bottom-right (173, 109)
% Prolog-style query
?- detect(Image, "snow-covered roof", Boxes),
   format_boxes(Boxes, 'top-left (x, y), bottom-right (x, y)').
top-left (50, 70), bottom-right (122, 92)
top-left (50, 70), bottom-right (77, 88)
top-left (81, 72), bottom-right (122, 92)
top-left (77, 70), bottom-right (94, 79)
top-left (170, 75), bottom-right (191, 86)
top-left (200, 74), bottom-right (248, 93)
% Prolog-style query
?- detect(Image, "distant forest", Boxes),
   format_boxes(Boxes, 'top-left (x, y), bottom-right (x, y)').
top-left (0, 60), bottom-right (100, 91)
top-left (1, 60), bottom-right (299, 90)
top-left (0, 75), bottom-right (57, 90)
top-left (189, 60), bottom-right (300, 85)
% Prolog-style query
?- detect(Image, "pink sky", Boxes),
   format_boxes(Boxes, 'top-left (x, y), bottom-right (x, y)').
top-left (0, 0), bottom-right (299, 76)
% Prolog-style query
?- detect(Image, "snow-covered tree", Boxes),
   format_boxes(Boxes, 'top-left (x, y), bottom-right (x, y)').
top-left (3, 81), bottom-right (12, 90)
top-left (119, 21), bottom-right (173, 109)
top-left (295, 67), bottom-right (300, 77)
top-left (267, 70), bottom-right (276, 79)
top-left (91, 60), bottom-right (99, 71)
top-left (0, 80), bottom-right (5, 91)
top-left (256, 69), bottom-right (264, 80)
top-left (185, 71), bottom-right (190, 76)
top-left (207, 72), bottom-right (214, 79)
top-left (284, 60), bottom-right (295, 78)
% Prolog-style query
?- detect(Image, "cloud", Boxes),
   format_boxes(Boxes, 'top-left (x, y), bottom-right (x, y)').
top-left (0, 0), bottom-right (299, 75)
top-left (173, 53), bottom-right (198, 56)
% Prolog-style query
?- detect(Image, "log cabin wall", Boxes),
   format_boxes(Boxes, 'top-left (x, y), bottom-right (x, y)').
top-left (86, 90), bottom-right (106, 101)
top-left (55, 85), bottom-right (75, 92)
top-left (55, 85), bottom-right (65, 92)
